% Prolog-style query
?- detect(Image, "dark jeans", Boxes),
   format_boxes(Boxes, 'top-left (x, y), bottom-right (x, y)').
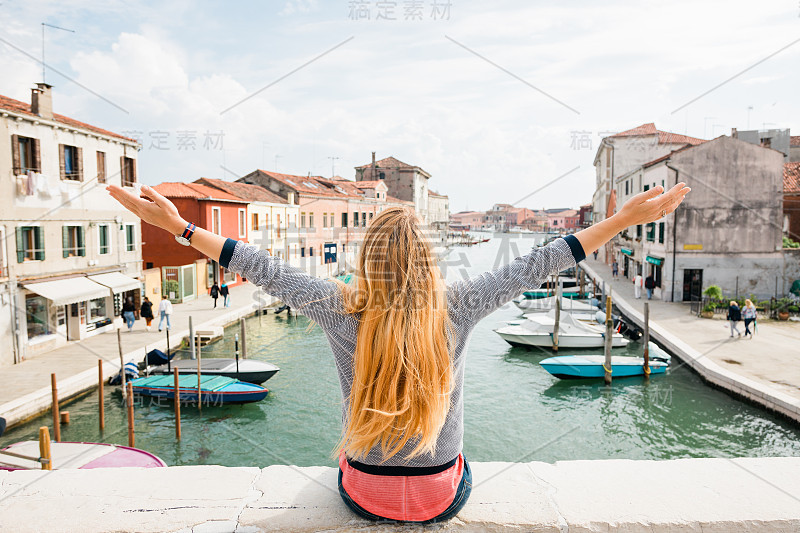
top-left (338, 456), bottom-right (472, 524)
top-left (744, 318), bottom-right (755, 335)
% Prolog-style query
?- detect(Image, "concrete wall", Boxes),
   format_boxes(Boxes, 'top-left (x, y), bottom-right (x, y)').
top-left (2, 458), bottom-right (799, 532)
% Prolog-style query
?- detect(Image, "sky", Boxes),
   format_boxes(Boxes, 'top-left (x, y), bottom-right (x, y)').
top-left (1, 0), bottom-right (798, 213)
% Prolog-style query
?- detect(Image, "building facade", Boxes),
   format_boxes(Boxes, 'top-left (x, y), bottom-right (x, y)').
top-left (1, 84), bottom-right (141, 364)
top-left (355, 154), bottom-right (431, 222)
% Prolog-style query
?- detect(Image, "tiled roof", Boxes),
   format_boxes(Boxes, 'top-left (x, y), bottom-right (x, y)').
top-left (791, 136), bottom-right (800, 147)
top-left (785, 162), bottom-right (800, 195)
top-left (256, 170), bottom-right (353, 198)
top-left (195, 177), bottom-right (286, 204)
top-left (353, 180), bottom-right (386, 189)
top-left (610, 122), bottom-right (705, 146)
top-left (641, 143), bottom-right (698, 168)
top-left (0, 92), bottom-right (136, 143)
top-left (355, 156), bottom-right (414, 169)
top-left (153, 182), bottom-right (247, 203)
top-left (428, 189), bottom-right (448, 198)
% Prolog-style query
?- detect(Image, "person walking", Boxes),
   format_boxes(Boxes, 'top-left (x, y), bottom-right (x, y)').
top-left (727, 300), bottom-right (742, 338)
top-left (122, 297), bottom-right (136, 332)
top-left (742, 299), bottom-right (757, 338)
top-left (220, 282), bottom-right (230, 308)
top-left (158, 294), bottom-right (173, 332)
top-left (645, 274), bottom-right (656, 300)
top-left (633, 271), bottom-right (643, 299)
top-left (592, 250), bottom-right (598, 260)
top-left (611, 260), bottom-right (619, 280)
top-left (210, 282), bottom-right (220, 308)
top-left (140, 296), bottom-right (154, 331)
top-left (108, 179), bottom-right (689, 524)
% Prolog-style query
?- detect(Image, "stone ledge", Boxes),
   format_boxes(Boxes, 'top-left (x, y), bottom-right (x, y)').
top-left (1, 457), bottom-right (799, 532)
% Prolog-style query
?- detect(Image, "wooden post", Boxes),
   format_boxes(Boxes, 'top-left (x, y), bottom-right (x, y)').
top-left (235, 333), bottom-right (240, 380)
top-left (604, 294), bottom-right (613, 385)
top-left (60, 412), bottom-right (70, 424)
top-left (38, 427), bottom-right (52, 470)
top-left (117, 328), bottom-right (126, 390)
top-left (126, 382), bottom-right (135, 447)
top-left (50, 373), bottom-right (60, 442)
top-left (579, 268), bottom-right (585, 299)
top-left (98, 359), bottom-right (105, 431)
top-left (553, 285), bottom-right (561, 352)
top-left (643, 302), bottom-right (651, 378)
top-left (240, 317), bottom-right (247, 359)
top-left (144, 346), bottom-right (149, 376)
top-left (174, 368), bottom-right (181, 440)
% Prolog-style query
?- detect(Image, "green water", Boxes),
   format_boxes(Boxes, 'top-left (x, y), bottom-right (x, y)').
top-left (4, 235), bottom-right (800, 466)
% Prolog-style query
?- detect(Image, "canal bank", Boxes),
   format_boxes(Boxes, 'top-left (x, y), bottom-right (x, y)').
top-left (0, 283), bottom-right (280, 429)
top-left (580, 259), bottom-right (800, 424)
top-left (1, 457), bottom-right (799, 531)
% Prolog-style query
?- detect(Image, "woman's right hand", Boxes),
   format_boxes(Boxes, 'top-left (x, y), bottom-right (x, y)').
top-left (107, 184), bottom-right (187, 235)
top-left (616, 182), bottom-right (691, 227)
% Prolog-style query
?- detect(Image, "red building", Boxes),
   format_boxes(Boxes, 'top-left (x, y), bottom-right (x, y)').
top-left (141, 182), bottom-right (250, 300)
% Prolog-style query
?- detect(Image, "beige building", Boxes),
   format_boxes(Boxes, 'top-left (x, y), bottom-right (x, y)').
top-left (355, 154), bottom-right (432, 222)
top-left (0, 83), bottom-right (142, 365)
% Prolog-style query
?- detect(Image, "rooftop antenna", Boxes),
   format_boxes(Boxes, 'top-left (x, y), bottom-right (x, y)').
top-left (42, 22), bottom-right (75, 83)
top-left (327, 156), bottom-right (340, 178)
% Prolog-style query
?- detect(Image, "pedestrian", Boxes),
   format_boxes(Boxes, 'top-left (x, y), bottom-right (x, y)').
top-left (742, 299), bottom-right (757, 338)
top-left (727, 300), bottom-right (742, 338)
top-left (158, 294), bottom-right (173, 332)
top-left (140, 296), bottom-right (154, 331)
top-left (645, 274), bottom-right (656, 300)
top-left (611, 260), bottom-right (619, 280)
top-left (633, 271), bottom-right (643, 299)
top-left (122, 297), bottom-right (136, 332)
top-left (108, 179), bottom-right (689, 524)
top-left (592, 250), bottom-right (598, 260)
top-left (220, 282), bottom-right (230, 308)
top-left (210, 282), bottom-right (220, 308)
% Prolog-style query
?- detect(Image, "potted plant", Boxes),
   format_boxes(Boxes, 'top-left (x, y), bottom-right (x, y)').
top-left (701, 304), bottom-right (715, 319)
top-left (776, 297), bottom-right (792, 321)
top-left (703, 285), bottom-right (723, 300)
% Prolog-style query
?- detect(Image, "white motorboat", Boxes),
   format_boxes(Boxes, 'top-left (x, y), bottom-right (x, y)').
top-left (514, 295), bottom-right (597, 313)
top-left (494, 310), bottom-right (629, 349)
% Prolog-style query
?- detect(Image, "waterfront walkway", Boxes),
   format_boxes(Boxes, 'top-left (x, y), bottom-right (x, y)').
top-left (0, 283), bottom-right (273, 428)
top-left (583, 258), bottom-right (800, 420)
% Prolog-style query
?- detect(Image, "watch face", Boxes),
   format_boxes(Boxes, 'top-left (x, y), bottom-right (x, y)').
top-left (175, 235), bottom-right (191, 246)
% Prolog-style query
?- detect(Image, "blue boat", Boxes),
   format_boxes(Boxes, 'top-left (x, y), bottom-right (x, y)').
top-left (130, 375), bottom-right (269, 404)
top-left (540, 355), bottom-right (668, 379)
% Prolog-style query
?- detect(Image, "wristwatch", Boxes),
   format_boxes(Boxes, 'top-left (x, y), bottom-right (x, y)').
top-left (175, 222), bottom-right (196, 246)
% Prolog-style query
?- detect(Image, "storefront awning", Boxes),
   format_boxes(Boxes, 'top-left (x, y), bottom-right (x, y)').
top-left (620, 248), bottom-right (633, 256)
top-left (87, 272), bottom-right (141, 294)
top-left (23, 277), bottom-right (110, 306)
top-left (646, 256), bottom-right (664, 266)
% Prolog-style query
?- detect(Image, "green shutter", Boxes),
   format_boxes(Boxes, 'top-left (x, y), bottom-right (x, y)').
top-left (63, 226), bottom-right (69, 258)
top-left (36, 226), bottom-right (45, 260)
top-left (79, 227), bottom-right (86, 256)
top-left (16, 227), bottom-right (24, 263)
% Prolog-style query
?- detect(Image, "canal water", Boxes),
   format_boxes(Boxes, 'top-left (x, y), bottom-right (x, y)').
top-left (4, 234), bottom-right (800, 466)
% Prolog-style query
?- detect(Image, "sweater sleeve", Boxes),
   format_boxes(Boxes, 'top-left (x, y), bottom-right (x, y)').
top-left (221, 239), bottom-right (346, 331)
top-left (446, 236), bottom-right (584, 327)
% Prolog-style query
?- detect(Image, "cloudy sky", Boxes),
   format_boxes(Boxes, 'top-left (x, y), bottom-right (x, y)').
top-left (2, 0), bottom-right (798, 212)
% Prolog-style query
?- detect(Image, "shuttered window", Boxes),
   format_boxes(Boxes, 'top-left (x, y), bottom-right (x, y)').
top-left (96, 151), bottom-right (107, 183)
top-left (121, 156), bottom-right (136, 186)
top-left (126, 224), bottom-right (136, 251)
top-left (11, 135), bottom-right (41, 174)
top-left (16, 226), bottom-right (45, 262)
top-left (98, 224), bottom-right (110, 254)
top-left (62, 225), bottom-right (86, 257)
top-left (59, 144), bottom-right (83, 181)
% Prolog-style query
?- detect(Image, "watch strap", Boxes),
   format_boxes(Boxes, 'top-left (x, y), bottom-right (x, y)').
top-left (180, 222), bottom-right (196, 241)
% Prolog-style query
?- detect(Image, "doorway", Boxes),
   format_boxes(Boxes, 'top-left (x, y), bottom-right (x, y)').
top-left (682, 269), bottom-right (703, 302)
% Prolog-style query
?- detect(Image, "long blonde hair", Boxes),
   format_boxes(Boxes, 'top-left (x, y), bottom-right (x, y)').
top-left (336, 207), bottom-right (454, 462)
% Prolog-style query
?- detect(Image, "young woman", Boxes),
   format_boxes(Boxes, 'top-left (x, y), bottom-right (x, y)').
top-left (742, 299), bottom-right (757, 338)
top-left (727, 300), bottom-right (742, 338)
top-left (107, 181), bottom-right (689, 523)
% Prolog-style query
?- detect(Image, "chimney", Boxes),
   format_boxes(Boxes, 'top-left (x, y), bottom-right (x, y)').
top-left (371, 151), bottom-right (376, 177)
top-left (731, 127), bottom-right (737, 138)
top-left (31, 83), bottom-right (54, 119)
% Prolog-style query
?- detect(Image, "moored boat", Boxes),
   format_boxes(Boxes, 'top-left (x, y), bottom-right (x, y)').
top-left (539, 355), bottom-right (668, 379)
top-left (130, 374), bottom-right (269, 404)
top-left (494, 311), bottom-right (629, 348)
top-left (0, 441), bottom-right (166, 470)
top-left (148, 358), bottom-right (279, 385)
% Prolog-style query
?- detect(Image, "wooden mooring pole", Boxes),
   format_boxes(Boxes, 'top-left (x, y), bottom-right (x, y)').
top-left (98, 359), bottom-right (105, 431)
top-left (50, 374), bottom-right (60, 442)
top-left (38, 427), bottom-right (52, 470)
top-left (190, 316), bottom-right (201, 410)
top-left (126, 382), bottom-right (135, 447)
top-left (174, 368), bottom-right (181, 441)
top-left (553, 285), bottom-right (561, 352)
top-left (240, 317), bottom-right (247, 359)
top-left (117, 328), bottom-right (126, 390)
top-left (604, 294), bottom-right (613, 385)
top-left (643, 302), bottom-right (651, 378)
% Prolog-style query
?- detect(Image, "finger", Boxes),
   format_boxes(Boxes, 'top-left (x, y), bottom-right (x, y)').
top-left (141, 185), bottom-right (169, 208)
top-left (633, 185), bottom-right (664, 203)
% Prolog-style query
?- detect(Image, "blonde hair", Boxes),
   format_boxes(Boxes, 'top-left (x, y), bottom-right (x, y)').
top-left (335, 207), bottom-right (454, 462)
top-left (745, 299), bottom-right (754, 308)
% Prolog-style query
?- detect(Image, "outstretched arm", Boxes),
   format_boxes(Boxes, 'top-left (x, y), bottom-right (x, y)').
top-left (107, 184), bottom-right (345, 330)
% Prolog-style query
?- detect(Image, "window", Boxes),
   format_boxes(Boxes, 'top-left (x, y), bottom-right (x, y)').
top-left (212, 207), bottom-right (221, 234)
top-left (636, 224), bottom-right (642, 239)
top-left (625, 181), bottom-right (629, 195)
top-left (658, 222), bottom-right (665, 244)
top-left (121, 156), bottom-right (136, 186)
top-left (308, 213), bottom-right (313, 229)
top-left (62, 225), bottom-right (86, 257)
top-left (301, 247), bottom-right (305, 257)
top-left (98, 224), bottom-right (110, 254)
top-left (644, 184), bottom-right (649, 192)
top-left (369, 212), bottom-right (374, 221)
top-left (26, 294), bottom-right (50, 339)
top-left (125, 224), bottom-right (135, 251)
top-left (252, 213), bottom-right (259, 231)
top-left (60, 144), bottom-right (83, 181)
top-left (16, 226), bottom-right (44, 262)
top-left (341, 212), bottom-right (348, 228)
top-left (353, 212), bottom-right (359, 227)
top-left (300, 212), bottom-right (306, 228)
top-left (362, 212), bottom-right (366, 227)
top-left (96, 151), bottom-right (107, 183)
top-left (646, 223), bottom-right (655, 242)
top-left (309, 246), bottom-right (314, 257)
top-left (238, 209), bottom-right (246, 238)
top-left (322, 212), bottom-right (328, 228)
top-left (12, 135), bottom-right (41, 174)
top-left (276, 214), bottom-right (281, 238)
